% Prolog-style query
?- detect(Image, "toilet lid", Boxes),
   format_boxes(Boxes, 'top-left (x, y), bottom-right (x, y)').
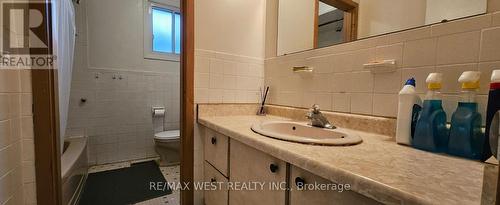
top-left (155, 130), bottom-right (180, 140)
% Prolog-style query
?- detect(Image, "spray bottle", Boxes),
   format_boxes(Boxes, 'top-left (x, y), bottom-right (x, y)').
top-left (413, 73), bottom-right (448, 152)
top-left (447, 71), bottom-right (489, 160)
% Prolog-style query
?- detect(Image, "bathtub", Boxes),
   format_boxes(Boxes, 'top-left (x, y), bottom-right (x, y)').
top-left (61, 136), bottom-right (88, 205)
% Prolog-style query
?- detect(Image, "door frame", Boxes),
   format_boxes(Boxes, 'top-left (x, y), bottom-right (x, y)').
top-left (180, 0), bottom-right (195, 204)
top-left (31, 0), bottom-right (195, 204)
top-left (32, 70), bottom-right (62, 205)
top-left (31, 0), bottom-right (63, 204)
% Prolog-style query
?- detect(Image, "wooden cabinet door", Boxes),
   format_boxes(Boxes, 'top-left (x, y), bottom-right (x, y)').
top-left (204, 161), bottom-right (228, 205)
top-left (229, 140), bottom-right (287, 205)
top-left (289, 165), bottom-right (381, 205)
top-left (204, 128), bottom-right (229, 176)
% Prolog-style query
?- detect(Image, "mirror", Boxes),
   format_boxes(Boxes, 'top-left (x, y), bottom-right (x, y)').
top-left (277, 0), bottom-right (487, 56)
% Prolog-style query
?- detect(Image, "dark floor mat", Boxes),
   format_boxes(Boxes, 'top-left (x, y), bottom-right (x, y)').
top-left (79, 161), bottom-right (172, 205)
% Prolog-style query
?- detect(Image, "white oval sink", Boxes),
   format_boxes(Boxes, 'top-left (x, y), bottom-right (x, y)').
top-left (251, 121), bottom-right (362, 146)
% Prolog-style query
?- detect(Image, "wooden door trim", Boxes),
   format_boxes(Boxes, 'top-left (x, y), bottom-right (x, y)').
top-left (343, 6), bottom-right (358, 42)
top-left (313, 0), bottom-right (319, 48)
top-left (180, 0), bottom-right (195, 204)
top-left (31, 0), bottom-right (62, 204)
top-left (32, 69), bottom-right (62, 205)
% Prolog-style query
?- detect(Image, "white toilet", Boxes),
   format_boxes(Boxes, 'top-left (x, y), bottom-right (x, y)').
top-left (154, 130), bottom-right (180, 166)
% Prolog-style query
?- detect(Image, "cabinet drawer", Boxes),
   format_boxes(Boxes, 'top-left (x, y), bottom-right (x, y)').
top-left (290, 166), bottom-right (381, 205)
top-left (204, 161), bottom-right (228, 205)
top-left (229, 140), bottom-right (287, 205)
top-left (204, 128), bottom-right (229, 176)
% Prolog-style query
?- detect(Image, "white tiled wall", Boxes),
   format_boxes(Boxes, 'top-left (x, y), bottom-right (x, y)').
top-left (0, 70), bottom-right (36, 205)
top-left (67, 0), bottom-right (180, 165)
top-left (67, 68), bottom-right (180, 165)
top-left (266, 11), bottom-right (500, 124)
top-left (194, 49), bottom-right (265, 104)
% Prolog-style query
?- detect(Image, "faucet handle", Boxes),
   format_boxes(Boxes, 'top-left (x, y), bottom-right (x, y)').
top-left (306, 104), bottom-right (319, 119)
top-left (305, 112), bottom-right (312, 119)
top-left (311, 104), bottom-right (320, 113)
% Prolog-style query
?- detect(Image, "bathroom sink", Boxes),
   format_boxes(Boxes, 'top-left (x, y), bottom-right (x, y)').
top-left (251, 121), bottom-right (362, 146)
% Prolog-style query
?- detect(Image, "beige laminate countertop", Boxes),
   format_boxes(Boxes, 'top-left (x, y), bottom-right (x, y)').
top-left (198, 114), bottom-right (490, 205)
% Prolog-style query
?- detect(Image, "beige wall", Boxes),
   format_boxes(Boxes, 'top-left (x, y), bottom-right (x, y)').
top-left (194, 0), bottom-right (268, 204)
top-left (194, 0), bottom-right (267, 59)
top-left (193, 0), bottom-right (267, 103)
top-left (265, 3), bottom-right (500, 125)
top-left (426, 0), bottom-right (488, 25)
top-left (0, 0), bottom-right (37, 203)
top-left (0, 70), bottom-right (36, 205)
top-left (277, 0), bottom-right (316, 55)
top-left (490, 0), bottom-right (500, 12)
top-left (356, 0), bottom-right (427, 39)
top-left (265, 0), bottom-right (279, 59)
top-left (193, 0), bottom-right (267, 109)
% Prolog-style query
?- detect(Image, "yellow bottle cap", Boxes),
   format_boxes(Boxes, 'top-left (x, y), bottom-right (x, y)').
top-left (428, 82), bottom-right (442, 90)
top-left (462, 81), bottom-right (480, 89)
top-left (426, 73), bottom-right (443, 90)
top-left (458, 71), bottom-right (481, 89)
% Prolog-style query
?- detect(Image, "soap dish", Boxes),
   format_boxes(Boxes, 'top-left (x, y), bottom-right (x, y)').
top-left (292, 66), bottom-right (313, 77)
top-left (363, 60), bottom-right (397, 73)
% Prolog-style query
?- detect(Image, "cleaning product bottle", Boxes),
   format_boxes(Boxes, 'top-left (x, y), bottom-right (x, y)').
top-left (448, 71), bottom-right (489, 160)
top-left (413, 73), bottom-right (448, 152)
top-left (396, 78), bottom-right (422, 145)
top-left (486, 70), bottom-right (500, 159)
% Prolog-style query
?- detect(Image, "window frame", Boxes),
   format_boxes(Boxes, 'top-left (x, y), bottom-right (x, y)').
top-left (144, 0), bottom-right (181, 62)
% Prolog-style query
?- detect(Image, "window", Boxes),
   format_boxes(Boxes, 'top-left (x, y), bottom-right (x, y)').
top-left (144, 1), bottom-right (180, 61)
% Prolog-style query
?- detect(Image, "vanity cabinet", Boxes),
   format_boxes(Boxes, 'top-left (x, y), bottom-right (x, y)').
top-left (204, 161), bottom-right (229, 205)
top-left (289, 166), bottom-right (380, 205)
top-left (204, 128), bottom-right (229, 177)
top-left (203, 128), bottom-right (230, 205)
top-left (202, 126), bottom-right (380, 205)
top-left (229, 140), bottom-right (287, 205)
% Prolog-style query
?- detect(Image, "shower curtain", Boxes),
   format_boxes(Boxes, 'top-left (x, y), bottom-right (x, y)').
top-left (53, 0), bottom-right (76, 154)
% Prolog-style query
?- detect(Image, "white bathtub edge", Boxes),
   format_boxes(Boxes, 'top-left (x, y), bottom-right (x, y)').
top-left (61, 136), bottom-right (87, 181)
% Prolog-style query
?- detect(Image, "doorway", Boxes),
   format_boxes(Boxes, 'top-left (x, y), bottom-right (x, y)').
top-left (314, 0), bottom-right (358, 48)
top-left (31, 0), bottom-right (194, 204)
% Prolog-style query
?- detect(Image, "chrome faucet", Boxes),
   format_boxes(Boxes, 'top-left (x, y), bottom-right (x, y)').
top-left (306, 104), bottom-right (336, 129)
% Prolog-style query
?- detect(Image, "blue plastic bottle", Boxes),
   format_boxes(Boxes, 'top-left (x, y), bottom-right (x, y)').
top-left (413, 73), bottom-right (448, 152)
top-left (448, 71), bottom-right (489, 160)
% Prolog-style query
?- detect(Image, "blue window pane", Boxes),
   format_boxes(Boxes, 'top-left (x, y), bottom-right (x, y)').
top-left (174, 13), bottom-right (181, 54)
top-left (152, 8), bottom-right (173, 53)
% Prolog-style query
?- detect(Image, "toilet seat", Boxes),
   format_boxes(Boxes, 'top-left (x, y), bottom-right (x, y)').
top-left (154, 130), bottom-right (180, 142)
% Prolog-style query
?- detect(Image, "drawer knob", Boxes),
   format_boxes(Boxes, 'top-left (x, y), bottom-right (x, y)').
top-left (295, 177), bottom-right (305, 189)
top-left (210, 178), bottom-right (216, 183)
top-left (269, 164), bottom-right (279, 173)
top-left (211, 137), bottom-right (217, 145)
